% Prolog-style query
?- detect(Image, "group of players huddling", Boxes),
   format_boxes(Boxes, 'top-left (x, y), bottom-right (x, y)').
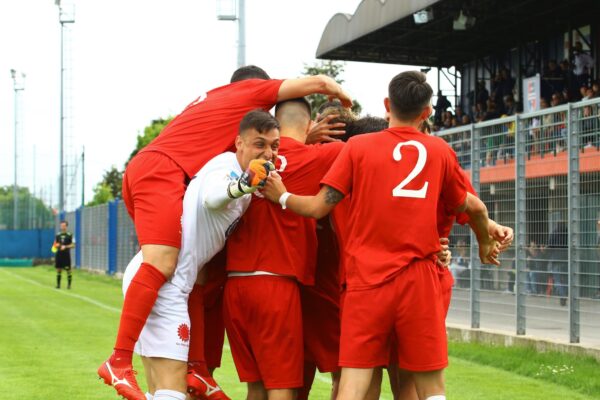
top-left (96, 66), bottom-right (513, 400)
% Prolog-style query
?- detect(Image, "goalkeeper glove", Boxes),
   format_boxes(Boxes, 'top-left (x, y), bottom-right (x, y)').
top-left (228, 159), bottom-right (275, 198)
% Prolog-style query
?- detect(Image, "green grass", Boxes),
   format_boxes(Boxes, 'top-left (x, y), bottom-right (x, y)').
top-left (0, 266), bottom-right (598, 399)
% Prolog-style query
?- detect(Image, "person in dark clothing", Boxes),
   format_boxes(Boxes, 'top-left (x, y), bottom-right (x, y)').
top-left (54, 220), bottom-right (75, 289)
top-left (546, 222), bottom-right (568, 306)
top-left (434, 90), bottom-right (451, 124)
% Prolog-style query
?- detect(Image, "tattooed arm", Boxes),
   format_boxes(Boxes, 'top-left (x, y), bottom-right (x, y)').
top-left (262, 172), bottom-right (345, 219)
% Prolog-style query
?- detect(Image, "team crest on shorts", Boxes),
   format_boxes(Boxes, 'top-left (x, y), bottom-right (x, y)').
top-left (177, 323), bottom-right (190, 342)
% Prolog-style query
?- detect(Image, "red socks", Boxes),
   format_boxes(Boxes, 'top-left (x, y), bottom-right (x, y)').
top-left (112, 262), bottom-right (167, 366)
top-left (187, 284), bottom-right (210, 375)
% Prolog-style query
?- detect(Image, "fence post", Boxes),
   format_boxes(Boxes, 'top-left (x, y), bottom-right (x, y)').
top-left (108, 200), bottom-right (118, 275)
top-left (470, 123), bottom-right (481, 329)
top-left (567, 103), bottom-right (580, 343)
top-left (515, 115), bottom-right (527, 335)
top-left (75, 207), bottom-right (82, 269)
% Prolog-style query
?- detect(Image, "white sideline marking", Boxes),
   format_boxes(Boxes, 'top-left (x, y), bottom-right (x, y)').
top-left (0, 269), bottom-right (121, 313)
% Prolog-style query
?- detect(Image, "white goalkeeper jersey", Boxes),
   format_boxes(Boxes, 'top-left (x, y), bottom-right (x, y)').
top-left (123, 152), bottom-right (251, 294)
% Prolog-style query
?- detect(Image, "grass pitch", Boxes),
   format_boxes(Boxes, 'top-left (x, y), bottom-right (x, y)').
top-left (0, 266), bottom-right (598, 399)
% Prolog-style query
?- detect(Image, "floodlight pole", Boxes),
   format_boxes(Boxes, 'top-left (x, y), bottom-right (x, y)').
top-left (56, 0), bottom-right (74, 213)
top-left (11, 69), bottom-right (25, 230)
top-left (237, 0), bottom-right (245, 68)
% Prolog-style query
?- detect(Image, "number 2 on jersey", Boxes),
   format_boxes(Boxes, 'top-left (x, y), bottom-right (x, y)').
top-left (392, 140), bottom-right (429, 198)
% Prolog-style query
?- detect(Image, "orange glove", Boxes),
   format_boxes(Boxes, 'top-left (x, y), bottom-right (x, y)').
top-left (228, 159), bottom-right (275, 198)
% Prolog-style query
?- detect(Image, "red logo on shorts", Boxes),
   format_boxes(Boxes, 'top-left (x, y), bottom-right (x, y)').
top-left (177, 323), bottom-right (190, 342)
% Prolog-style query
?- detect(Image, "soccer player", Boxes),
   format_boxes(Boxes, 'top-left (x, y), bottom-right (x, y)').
top-left (223, 98), bottom-right (344, 400)
top-left (54, 220), bottom-right (75, 289)
top-left (98, 64), bottom-right (352, 400)
top-left (262, 71), bottom-right (500, 400)
top-left (112, 110), bottom-right (280, 400)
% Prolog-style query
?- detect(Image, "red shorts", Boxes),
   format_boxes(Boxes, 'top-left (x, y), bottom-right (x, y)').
top-left (388, 265), bottom-right (454, 365)
top-left (223, 276), bottom-right (303, 389)
top-left (438, 266), bottom-right (454, 316)
top-left (301, 285), bottom-right (340, 373)
top-left (340, 259), bottom-right (447, 371)
top-left (122, 151), bottom-right (188, 248)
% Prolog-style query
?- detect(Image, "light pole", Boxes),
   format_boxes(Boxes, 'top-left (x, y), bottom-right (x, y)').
top-left (55, 0), bottom-right (75, 212)
top-left (217, 0), bottom-right (246, 68)
top-left (10, 69), bottom-right (25, 230)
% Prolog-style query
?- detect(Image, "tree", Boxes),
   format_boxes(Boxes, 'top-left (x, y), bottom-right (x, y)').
top-left (302, 60), bottom-right (362, 119)
top-left (0, 186), bottom-right (54, 230)
top-left (87, 166), bottom-right (123, 206)
top-left (126, 117), bottom-right (174, 166)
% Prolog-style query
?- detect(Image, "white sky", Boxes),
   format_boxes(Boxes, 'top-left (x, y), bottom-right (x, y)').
top-left (0, 0), bottom-right (437, 209)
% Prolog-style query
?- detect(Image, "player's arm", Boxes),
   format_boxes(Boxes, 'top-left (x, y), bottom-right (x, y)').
top-left (203, 160), bottom-right (275, 210)
top-left (456, 193), bottom-right (500, 266)
top-left (277, 75), bottom-right (353, 108)
top-left (262, 172), bottom-right (343, 219)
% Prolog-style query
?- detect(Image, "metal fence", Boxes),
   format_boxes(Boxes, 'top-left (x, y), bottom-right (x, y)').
top-left (439, 96), bottom-right (600, 346)
top-left (51, 98), bottom-right (600, 346)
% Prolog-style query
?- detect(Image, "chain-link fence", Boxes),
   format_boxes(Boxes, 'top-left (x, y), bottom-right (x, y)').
top-left (440, 97), bottom-right (600, 346)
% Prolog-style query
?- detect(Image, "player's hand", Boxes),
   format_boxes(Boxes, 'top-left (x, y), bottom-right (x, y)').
top-left (241, 159), bottom-right (275, 189)
top-left (306, 114), bottom-right (346, 144)
top-left (488, 223), bottom-right (514, 252)
top-left (60, 245), bottom-right (66, 251)
top-left (478, 236), bottom-right (501, 266)
top-left (262, 172), bottom-right (288, 204)
top-left (436, 237), bottom-right (452, 267)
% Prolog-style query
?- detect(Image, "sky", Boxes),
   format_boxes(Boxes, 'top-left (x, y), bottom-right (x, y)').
top-left (0, 0), bottom-right (435, 210)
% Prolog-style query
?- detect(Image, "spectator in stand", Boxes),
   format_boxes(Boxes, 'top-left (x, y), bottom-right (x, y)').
top-left (543, 59), bottom-right (565, 99)
top-left (592, 80), bottom-right (600, 97)
top-left (483, 101), bottom-right (500, 121)
top-left (434, 90), bottom-right (451, 124)
top-left (472, 102), bottom-right (485, 122)
top-left (461, 114), bottom-right (472, 125)
top-left (455, 107), bottom-right (465, 122)
top-left (572, 41), bottom-right (595, 91)
top-left (504, 95), bottom-right (516, 116)
top-left (451, 116), bottom-right (459, 128)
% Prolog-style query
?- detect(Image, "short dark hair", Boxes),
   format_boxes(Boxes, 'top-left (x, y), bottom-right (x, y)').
top-left (60, 220), bottom-right (68, 226)
top-left (274, 97), bottom-right (311, 118)
top-left (344, 115), bottom-right (388, 141)
top-left (239, 109), bottom-right (280, 135)
top-left (230, 65), bottom-right (270, 83)
top-left (388, 71), bottom-right (433, 120)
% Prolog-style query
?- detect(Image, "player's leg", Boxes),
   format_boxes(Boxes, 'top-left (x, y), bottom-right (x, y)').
top-left (247, 381), bottom-right (268, 400)
top-left (363, 367), bottom-right (382, 400)
top-left (337, 368), bottom-right (375, 400)
top-left (146, 357), bottom-right (188, 395)
top-left (394, 260), bottom-right (448, 400)
top-left (141, 356), bottom-right (156, 398)
top-left (65, 264), bottom-right (73, 289)
top-left (266, 389), bottom-right (295, 400)
top-left (388, 365), bottom-right (418, 400)
top-left (55, 267), bottom-right (62, 289)
top-left (99, 152), bottom-right (186, 400)
top-left (412, 370), bottom-right (445, 400)
top-left (336, 283), bottom-right (394, 400)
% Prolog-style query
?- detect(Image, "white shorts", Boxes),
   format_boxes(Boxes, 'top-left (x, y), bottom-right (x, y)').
top-left (123, 255), bottom-right (191, 361)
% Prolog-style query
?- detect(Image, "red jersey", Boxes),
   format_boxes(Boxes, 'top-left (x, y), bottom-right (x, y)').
top-left (321, 127), bottom-right (467, 290)
top-left (226, 138), bottom-right (344, 284)
top-left (142, 79), bottom-right (283, 178)
top-left (437, 169), bottom-right (476, 237)
top-left (312, 217), bottom-right (341, 302)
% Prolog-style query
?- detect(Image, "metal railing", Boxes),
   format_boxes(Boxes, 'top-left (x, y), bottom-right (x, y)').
top-left (438, 97), bottom-right (600, 346)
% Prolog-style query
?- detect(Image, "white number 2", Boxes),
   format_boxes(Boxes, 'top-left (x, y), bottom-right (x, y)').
top-left (392, 140), bottom-right (429, 198)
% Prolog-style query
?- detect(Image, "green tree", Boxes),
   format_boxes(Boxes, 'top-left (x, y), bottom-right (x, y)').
top-left (302, 60), bottom-right (362, 119)
top-left (0, 186), bottom-right (54, 230)
top-left (86, 166), bottom-right (123, 206)
top-left (126, 117), bottom-right (174, 165)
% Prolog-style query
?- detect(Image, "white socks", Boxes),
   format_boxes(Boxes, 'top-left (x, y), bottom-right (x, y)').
top-left (153, 389), bottom-right (187, 400)
top-left (145, 393), bottom-right (153, 400)
top-left (426, 396), bottom-right (446, 400)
